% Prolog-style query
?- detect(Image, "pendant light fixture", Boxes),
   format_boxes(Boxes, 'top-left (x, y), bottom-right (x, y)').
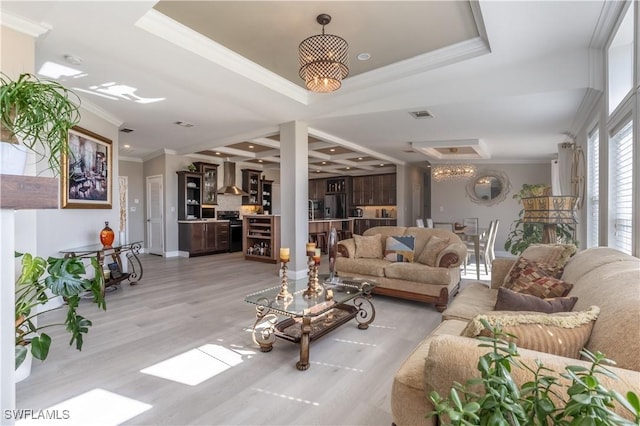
top-left (298, 13), bottom-right (349, 93)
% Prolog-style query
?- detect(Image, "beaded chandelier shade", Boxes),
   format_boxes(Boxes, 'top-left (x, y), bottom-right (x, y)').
top-left (432, 164), bottom-right (477, 182)
top-left (298, 14), bottom-right (349, 93)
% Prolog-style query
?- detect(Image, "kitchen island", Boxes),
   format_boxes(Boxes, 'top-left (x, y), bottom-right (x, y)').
top-left (308, 218), bottom-right (354, 236)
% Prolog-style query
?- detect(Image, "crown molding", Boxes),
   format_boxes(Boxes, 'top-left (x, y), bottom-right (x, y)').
top-left (0, 10), bottom-right (51, 38)
top-left (78, 98), bottom-right (123, 127)
top-left (119, 156), bottom-right (143, 163)
top-left (569, 88), bottom-right (603, 138)
top-left (589, 0), bottom-right (627, 49)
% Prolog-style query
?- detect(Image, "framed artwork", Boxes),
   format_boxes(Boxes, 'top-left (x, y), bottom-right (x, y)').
top-left (61, 126), bottom-right (112, 209)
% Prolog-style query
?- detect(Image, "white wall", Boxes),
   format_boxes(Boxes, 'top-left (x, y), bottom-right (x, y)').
top-left (118, 160), bottom-right (145, 244)
top-left (430, 163), bottom-right (551, 255)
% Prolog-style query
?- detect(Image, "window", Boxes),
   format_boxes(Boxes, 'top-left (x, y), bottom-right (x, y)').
top-left (586, 128), bottom-right (599, 247)
top-left (609, 120), bottom-right (633, 254)
top-left (607, 4), bottom-right (634, 114)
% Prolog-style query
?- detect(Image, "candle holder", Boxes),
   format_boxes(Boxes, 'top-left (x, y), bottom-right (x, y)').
top-left (276, 259), bottom-right (293, 302)
top-left (303, 255), bottom-right (323, 298)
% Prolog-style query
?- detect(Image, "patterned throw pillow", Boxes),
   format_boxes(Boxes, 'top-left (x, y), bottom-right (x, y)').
top-left (494, 287), bottom-right (578, 313)
top-left (416, 236), bottom-right (450, 267)
top-left (384, 235), bottom-right (415, 262)
top-left (461, 306), bottom-right (600, 358)
top-left (354, 234), bottom-right (384, 259)
top-left (503, 244), bottom-right (577, 285)
top-left (504, 257), bottom-right (573, 298)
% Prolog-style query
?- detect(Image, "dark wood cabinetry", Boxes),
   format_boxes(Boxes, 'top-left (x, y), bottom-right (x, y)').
top-left (179, 221), bottom-right (229, 256)
top-left (261, 180), bottom-right (273, 213)
top-left (243, 215), bottom-right (281, 263)
top-left (309, 178), bottom-right (326, 201)
top-left (353, 218), bottom-right (397, 235)
top-left (242, 169), bottom-right (262, 205)
top-left (194, 162), bottom-right (219, 207)
top-left (351, 173), bottom-right (396, 206)
top-left (177, 171), bottom-right (202, 220)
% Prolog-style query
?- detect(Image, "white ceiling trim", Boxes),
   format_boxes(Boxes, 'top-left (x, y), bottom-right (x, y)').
top-left (175, 126), bottom-right (280, 156)
top-left (79, 99), bottom-right (124, 128)
top-left (309, 128), bottom-right (405, 166)
top-left (411, 139), bottom-right (490, 160)
top-left (0, 10), bottom-right (51, 38)
top-left (135, 9), bottom-right (309, 105)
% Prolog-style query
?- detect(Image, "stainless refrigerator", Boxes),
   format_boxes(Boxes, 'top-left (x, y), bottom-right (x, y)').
top-left (324, 194), bottom-right (346, 219)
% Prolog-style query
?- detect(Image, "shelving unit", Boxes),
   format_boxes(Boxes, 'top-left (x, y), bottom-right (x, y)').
top-left (242, 169), bottom-right (262, 205)
top-left (261, 179), bottom-right (273, 213)
top-left (177, 171), bottom-right (203, 220)
top-left (243, 215), bottom-right (280, 263)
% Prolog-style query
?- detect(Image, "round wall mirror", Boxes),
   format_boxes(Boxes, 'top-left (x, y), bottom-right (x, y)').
top-left (465, 170), bottom-right (511, 206)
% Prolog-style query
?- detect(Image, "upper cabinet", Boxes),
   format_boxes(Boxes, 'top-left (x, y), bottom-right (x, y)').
top-left (309, 178), bottom-right (326, 201)
top-left (242, 169), bottom-right (262, 205)
top-left (261, 179), bottom-right (273, 213)
top-left (177, 171), bottom-right (202, 220)
top-left (352, 173), bottom-right (396, 206)
top-left (194, 162), bottom-right (219, 206)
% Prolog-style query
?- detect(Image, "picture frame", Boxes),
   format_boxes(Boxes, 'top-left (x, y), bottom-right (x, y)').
top-left (61, 126), bottom-right (112, 209)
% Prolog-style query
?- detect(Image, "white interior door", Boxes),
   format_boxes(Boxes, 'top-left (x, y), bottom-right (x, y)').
top-left (146, 175), bottom-right (164, 256)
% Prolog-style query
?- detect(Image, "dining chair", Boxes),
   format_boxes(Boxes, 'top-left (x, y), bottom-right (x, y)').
top-left (464, 219), bottom-right (498, 276)
top-left (416, 218), bottom-right (425, 228)
top-left (426, 218), bottom-right (434, 228)
top-left (433, 222), bottom-right (454, 231)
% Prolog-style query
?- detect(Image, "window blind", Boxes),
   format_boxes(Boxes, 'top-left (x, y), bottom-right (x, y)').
top-left (587, 128), bottom-right (599, 247)
top-left (610, 121), bottom-right (633, 254)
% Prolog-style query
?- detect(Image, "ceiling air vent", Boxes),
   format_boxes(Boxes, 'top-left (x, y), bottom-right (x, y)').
top-left (120, 128), bottom-right (134, 133)
top-left (409, 110), bottom-right (434, 119)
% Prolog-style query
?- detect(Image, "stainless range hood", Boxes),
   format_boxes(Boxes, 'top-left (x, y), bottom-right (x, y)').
top-left (217, 161), bottom-right (248, 195)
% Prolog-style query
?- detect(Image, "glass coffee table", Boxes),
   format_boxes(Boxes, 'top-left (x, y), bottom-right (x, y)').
top-left (244, 275), bottom-right (377, 370)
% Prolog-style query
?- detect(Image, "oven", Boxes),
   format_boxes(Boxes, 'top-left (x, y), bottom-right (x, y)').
top-left (218, 211), bottom-right (243, 252)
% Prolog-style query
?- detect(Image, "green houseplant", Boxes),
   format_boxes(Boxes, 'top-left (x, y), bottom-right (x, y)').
top-left (0, 72), bottom-right (81, 173)
top-left (15, 252), bottom-right (106, 372)
top-left (504, 184), bottom-right (577, 255)
top-left (427, 322), bottom-right (640, 425)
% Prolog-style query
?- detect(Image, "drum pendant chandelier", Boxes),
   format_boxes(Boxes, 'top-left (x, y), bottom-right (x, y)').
top-left (298, 14), bottom-right (349, 93)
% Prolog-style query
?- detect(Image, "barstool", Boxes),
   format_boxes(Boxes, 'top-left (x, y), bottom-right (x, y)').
top-left (309, 232), bottom-right (328, 254)
top-left (337, 230), bottom-right (352, 241)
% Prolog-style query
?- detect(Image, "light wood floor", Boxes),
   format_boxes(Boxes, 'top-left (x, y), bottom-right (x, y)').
top-left (16, 252), bottom-right (452, 425)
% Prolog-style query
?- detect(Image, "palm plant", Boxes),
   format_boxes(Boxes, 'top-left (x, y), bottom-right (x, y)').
top-left (15, 252), bottom-right (106, 369)
top-left (0, 72), bottom-right (81, 173)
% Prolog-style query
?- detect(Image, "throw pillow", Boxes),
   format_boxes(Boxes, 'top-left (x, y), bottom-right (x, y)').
top-left (384, 235), bottom-right (415, 262)
top-left (354, 234), bottom-right (384, 259)
top-left (416, 236), bottom-right (450, 267)
top-left (504, 257), bottom-right (573, 298)
top-left (461, 306), bottom-right (600, 358)
top-left (503, 244), bottom-right (577, 286)
top-left (494, 287), bottom-right (578, 313)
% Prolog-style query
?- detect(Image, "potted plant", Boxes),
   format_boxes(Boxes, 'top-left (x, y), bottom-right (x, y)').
top-left (427, 322), bottom-right (640, 425)
top-left (15, 252), bottom-right (106, 380)
top-left (504, 184), bottom-right (577, 255)
top-left (0, 72), bottom-right (81, 174)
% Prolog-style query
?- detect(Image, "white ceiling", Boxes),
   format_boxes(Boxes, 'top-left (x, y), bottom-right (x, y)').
top-left (1, 1), bottom-right (612, 171)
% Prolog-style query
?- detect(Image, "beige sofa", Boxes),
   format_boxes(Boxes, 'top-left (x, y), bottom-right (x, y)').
top-left (336, 226), bottom-right (467, 312)
top-left (391, 247), bottom-right (640, 425)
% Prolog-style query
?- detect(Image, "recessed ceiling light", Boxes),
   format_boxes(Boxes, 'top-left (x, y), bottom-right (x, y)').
top-left (358, 157), bottom-right (363, 160)
top-left (379, 163), bottom-right (385, 166)
top-left (248, 145), bottom-right (254, 149)
top-left (346, 167), bottom-right (351, 170)
top-left (258, 159), bottom-right (263, 163)
top-left (322, 161), bottom-right (327, 165)
top-left (329, 148), bottom-right (335, 152)
top-left (123, 144), bottom-right (131, 149)
top-left (357, 53), bottom-right (371, 61)
top-left (174, 121), bottom-right (194, 127)
top-left (316, 170), bottom-right (321, 173)
top-left (215, 152), bottom-right (221, 155)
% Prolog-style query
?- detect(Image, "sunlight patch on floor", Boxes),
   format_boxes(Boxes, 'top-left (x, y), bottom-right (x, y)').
top-left (310, 361), bottom-right (364, 372)
top-left (16, 388), bottom-right (151, 426)
top-left (140, 344), bottom-right (254, 386)
top-left (333, 338), bottom-right (376, 346)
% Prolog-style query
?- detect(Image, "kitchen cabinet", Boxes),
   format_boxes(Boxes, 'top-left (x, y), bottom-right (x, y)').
top-left (261, 179), bottom-right (273, 213)
top-left (244, 215), bottom-right (281, 263)
top-left (351, 173), bottom-right (396, 206)
top-left (179, 221), bottom-right (230, 256)
top-left (194, 162), bottom-right (219, 206)
top-left (309, 178), bottom-right (326, 201)
top-left (177, 171), bottom-right (202, 220)
top-left (353, 218), bottom-right (397, 235)
top-left (242, 169), bottom-right (262, 205)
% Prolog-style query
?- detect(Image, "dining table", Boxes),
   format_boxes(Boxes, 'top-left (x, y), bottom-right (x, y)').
top-left (454, 227), bottom-right (487, 280)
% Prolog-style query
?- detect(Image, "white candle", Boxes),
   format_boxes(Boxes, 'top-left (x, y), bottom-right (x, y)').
top-left (279, 247), bottom-right (290, 261)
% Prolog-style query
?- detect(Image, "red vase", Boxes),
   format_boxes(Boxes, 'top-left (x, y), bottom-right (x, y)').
top-left (100, 221), bottom-right (115, 247)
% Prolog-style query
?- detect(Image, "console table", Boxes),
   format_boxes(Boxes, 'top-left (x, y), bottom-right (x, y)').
top-left (245, 275), bottom-right (376, 371)
top-left (59, 241), bottom-right (144, 294)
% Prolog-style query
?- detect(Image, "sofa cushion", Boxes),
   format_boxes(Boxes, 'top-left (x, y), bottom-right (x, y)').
top-left (504, 257), bottom-right (573, 298)
top-left (416, 236), bottom-right (450, 266)
top-left (334, 257), bottom-right (388, 278)
top-left (354, 234), bottom-right (384, 259)
top-left (495, 287), bottom-right (578, 313)
top-left (442, 283), bottom-right (498, 322)
top-left (384, 262), bottom-right (451, 285)
top-left (384, 235), bottom-right (415, 263)
top-left (461, 306), bottom-right (600, 359)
